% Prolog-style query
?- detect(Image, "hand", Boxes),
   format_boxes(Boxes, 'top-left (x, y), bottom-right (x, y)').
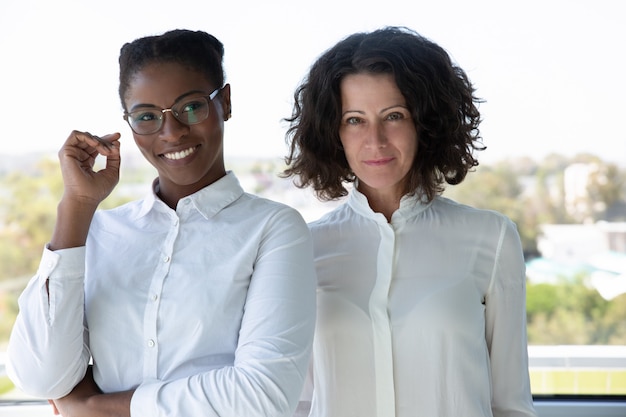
top-left (49, 131), bottom-right (121, 250)
top-left (58, 130), bottom-right (121, 208)
top-left (51, 365), bottom-right (102, 417)
top-left (50, 365), bottom-right (133, 417)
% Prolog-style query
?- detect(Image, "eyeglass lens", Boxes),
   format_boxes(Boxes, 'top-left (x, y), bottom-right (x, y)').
top-left (127, 96), bottom-right (211, 135)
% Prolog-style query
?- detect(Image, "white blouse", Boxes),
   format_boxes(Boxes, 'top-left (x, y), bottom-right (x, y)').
top-left (303, 188), bottom-right (537, 417)
top-left (8, 172), bottom-right (316, 417)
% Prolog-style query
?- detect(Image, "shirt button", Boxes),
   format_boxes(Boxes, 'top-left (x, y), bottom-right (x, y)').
top-left (184, 199), bottom-right (191, 205)
top-left (151, 294), bottom-right (158, 301)
top-left (163, 255), bottom-right (170, 263)
top-left (147, 339), bottom-right (155, 348)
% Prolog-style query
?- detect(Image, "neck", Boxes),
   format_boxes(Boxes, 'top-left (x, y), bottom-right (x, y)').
top-left (155, 179), bottom-right (203, 210)
top-left (358, 184), bottom-right (404, 222)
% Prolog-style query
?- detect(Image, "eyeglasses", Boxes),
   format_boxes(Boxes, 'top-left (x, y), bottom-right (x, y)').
top-left (123, 88), bottom-right (221, 135)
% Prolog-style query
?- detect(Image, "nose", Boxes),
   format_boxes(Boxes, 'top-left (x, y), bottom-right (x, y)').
top-left (158, 111), bottom-right (190, 142)
top-left (365, 121), bottom-right (387, 148)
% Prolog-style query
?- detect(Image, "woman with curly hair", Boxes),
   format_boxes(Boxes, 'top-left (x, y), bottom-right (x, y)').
top-left (284, 27), bottom-right (537, 417)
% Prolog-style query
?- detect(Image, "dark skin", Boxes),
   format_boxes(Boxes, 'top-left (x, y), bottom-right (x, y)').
top-left (126, 61), bottom-right (230, 209)
top-left (48, 61), bottom-right (231, 417)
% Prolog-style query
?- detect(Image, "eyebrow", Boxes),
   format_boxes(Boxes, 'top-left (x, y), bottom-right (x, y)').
top-left (341, 104), bottom-right (409, 117)
top-left (129, 90), bottom-right (209, 112)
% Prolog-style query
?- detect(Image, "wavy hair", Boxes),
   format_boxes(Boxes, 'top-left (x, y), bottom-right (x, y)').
top-left (283, 26), bottom-right (485, 202)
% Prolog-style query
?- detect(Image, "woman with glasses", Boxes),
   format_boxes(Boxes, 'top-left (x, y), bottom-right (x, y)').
top-left (284, 27), bottom-right (537, 417)
top-left (7, 29), bottom-right (316, 417)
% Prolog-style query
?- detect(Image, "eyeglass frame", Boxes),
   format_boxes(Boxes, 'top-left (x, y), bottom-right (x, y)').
top-left (123, 88), bottom-right (221, 135)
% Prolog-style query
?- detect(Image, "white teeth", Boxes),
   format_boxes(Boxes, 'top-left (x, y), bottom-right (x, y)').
top-left (163, 147), bottom-right (195, 160)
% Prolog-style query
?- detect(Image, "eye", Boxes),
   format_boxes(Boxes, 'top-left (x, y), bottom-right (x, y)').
top-left (131, 110), bottom-right (160, 123)
top-left (180, 99), bottom-right (208, 114)
top-left (344, 116), bottom-right (363, 125)
top-left (385, 112), bottom-right (405, 121)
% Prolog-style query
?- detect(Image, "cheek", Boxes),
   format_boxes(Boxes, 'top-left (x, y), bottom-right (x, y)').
top-left (338, 133), bottom-right (357, 159)
top-left (401, 129), bottom-right (419, 160)
top-left (133, 136), bottom-right (153, 157)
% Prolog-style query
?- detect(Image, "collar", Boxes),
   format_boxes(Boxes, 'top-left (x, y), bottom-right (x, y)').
top-left (347, 183), bottom-right (432, 224)
top-left (135, 171), bottom-right (244, 220)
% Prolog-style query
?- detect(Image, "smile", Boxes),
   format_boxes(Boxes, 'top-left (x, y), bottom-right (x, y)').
top-left (162, 146), bottom-right (197, 160)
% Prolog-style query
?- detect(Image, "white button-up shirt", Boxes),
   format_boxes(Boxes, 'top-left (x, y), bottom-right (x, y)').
top-left (303, 188), bottom-right (537, 417)
top-left (8, 172), bottom-right (316, 417)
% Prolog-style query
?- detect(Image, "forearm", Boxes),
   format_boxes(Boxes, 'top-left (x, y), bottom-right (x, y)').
top-left (62, 390), bottom-right (133, 417)
top-left (50, 198), bottom-right (98, 250)
top-left (7, 247), bottom-right (90, 398)
top-left (53, 367), bottom-right (133, 417)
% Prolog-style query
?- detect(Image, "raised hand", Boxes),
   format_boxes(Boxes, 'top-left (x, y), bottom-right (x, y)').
top-left (50, 130), bottom-right (122, 251)
top-left (58, 130), bottom-right (122, 207)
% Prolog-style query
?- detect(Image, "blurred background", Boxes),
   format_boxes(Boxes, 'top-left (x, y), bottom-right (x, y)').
top-left (1, 0), bottom-right (625, 403)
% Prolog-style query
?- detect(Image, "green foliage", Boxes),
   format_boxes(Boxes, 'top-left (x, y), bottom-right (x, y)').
top-left (0, 375), bottom-right (15, 395)
top-left (526, 279), bottom-right (626, 345)
top-left (0, 291), bottom-right (20, 348)
top-left (0, 158), bottom-right (62, 278)
top-left (526, 283), bottom-right (560, 319)
top-left (0, 153), bottom-right (147, 343)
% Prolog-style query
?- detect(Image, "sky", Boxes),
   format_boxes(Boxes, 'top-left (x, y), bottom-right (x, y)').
top-left (1, 0), bottom-right (625, 166)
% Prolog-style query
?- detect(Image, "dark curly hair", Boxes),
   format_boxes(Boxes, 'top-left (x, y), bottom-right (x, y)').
top-left (282, 26), bottom-right (485, 202)
top-left (118, 29), bottom-right (225, 111)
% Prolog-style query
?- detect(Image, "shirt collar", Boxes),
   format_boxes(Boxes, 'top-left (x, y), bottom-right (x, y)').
top-left (347, 183), bottom-right (432, 224)
top-left (136, 171), bottom-right (244, 220)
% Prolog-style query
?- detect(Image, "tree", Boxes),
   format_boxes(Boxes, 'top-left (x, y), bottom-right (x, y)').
top-left (0, 155), bottom-right (141, 343)
top-left (0, 157), bottom-right (62, 279)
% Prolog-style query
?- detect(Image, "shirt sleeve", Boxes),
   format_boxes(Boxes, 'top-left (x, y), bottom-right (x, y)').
top-left (293, 358), bottom-right (314, 417)
top-left (485, 218), bottom-right (538, 417)
top-left (130, 207), bottom-right (317, 417)
top-left (6, 245), bottom-right (91, 399)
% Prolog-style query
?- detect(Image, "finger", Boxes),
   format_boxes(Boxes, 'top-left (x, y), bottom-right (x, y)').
top-left (66, 130), bottom-right (97, 148)
top-left (85, 132), bottom-right (121, 153)
top-left (91, 132), bottom-right (121, 150)
top-left (103, 139), bottom-right (122, 174)
top-left (48, 399), bottom-right (60, 415)
top-left (66, 131), bottom-right (114, 154)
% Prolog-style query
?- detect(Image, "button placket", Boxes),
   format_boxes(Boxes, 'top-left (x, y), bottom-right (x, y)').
top-left (142, 211), bottom-right (179, 379)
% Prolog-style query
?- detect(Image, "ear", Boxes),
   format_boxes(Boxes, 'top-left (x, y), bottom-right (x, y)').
top-left (220, 83), bottom-right (232, 121)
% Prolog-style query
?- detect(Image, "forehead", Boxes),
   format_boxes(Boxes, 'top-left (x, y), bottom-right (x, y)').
top-left (340, 73), bottom-right (405, 108)
top-left (125, 62), bottom-right (214, 107)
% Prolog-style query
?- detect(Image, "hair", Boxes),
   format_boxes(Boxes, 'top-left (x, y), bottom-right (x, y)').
top-left (118, 29), bottom-right (225, 111)
top-left (282, 26), bottom-right (485, 202)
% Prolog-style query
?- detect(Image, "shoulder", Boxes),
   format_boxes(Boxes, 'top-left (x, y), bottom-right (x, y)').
top-left (236, 193), bottom-right (311, 236)
top-left (92, 199), bottom-right (144, 222)
top-left (308, 202), bottom-right (353, 230)
top-left (429, 196), bottom-right (522, 253)
top-left (239, 192), bottom-right (305, 220)
top-left (433, 196), bottom-right (516, 230)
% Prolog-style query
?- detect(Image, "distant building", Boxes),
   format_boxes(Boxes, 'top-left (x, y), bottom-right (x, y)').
top-left (537, 222), bottom-right (626, 261)
top-left (563, 163), bottom-right (598, 223)
top-left (529, 222), bottom-right (626, 299)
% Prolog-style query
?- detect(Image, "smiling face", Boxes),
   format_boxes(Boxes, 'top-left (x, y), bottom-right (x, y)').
top-left (124, 61), bottom-right (230, 205)
top-left (339, 72), bottom-right (419, 205)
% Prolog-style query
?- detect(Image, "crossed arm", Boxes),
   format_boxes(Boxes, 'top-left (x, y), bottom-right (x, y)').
top-left (50, 367), bottom-right (132, 417)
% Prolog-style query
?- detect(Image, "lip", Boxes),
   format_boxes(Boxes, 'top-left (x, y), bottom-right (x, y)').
top-left (363, 157), bottom-right (394, 166)
top-left (159, 145), bottom-right (200, 164)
